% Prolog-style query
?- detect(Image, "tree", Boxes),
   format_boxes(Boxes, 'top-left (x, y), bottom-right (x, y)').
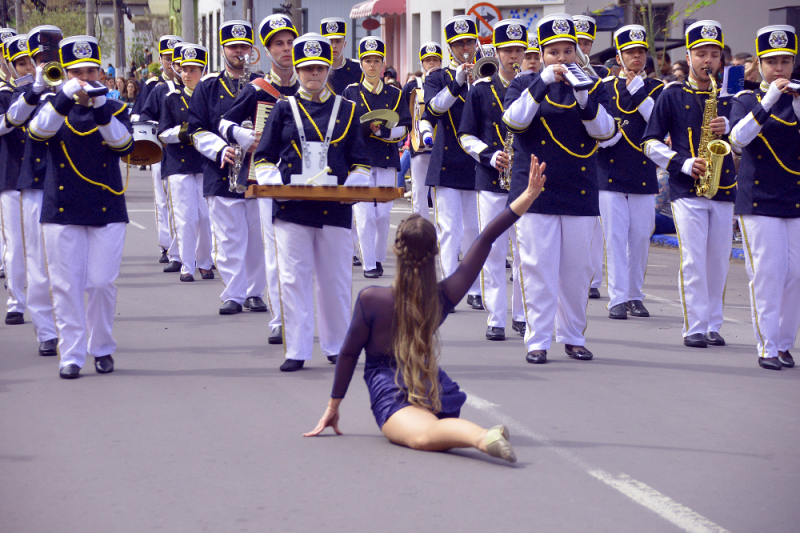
top-left (23, 3), bottom-right (114, 65)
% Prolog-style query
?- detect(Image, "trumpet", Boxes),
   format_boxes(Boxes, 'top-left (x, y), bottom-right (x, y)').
top-left (42, 61), bottom-right (64, 86)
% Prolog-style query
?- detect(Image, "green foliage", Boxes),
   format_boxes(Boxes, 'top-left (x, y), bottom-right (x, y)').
top-left (22, 9), bottom-right (114, 67)
top-left (148, 62), bottom-right (160, 74)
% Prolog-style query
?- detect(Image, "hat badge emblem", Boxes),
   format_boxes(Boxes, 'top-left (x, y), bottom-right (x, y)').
top-left (18, 38), bottom-right (27, 51)
top-left (552, 19), bottom-right (571, 35)
top-left (183, 47), bottom-right (197, 60)
top-left (73, 42), bottom-right (93, 59)
top-left (507, 24), bottom-right (523, 40)
top-left (232, 25), bottom-right (247, 38)
top-left (769, 31), bottom-right (789, 49)
top-left (425, 44), bottom-right (438, 54)
top-left (270, 17), bottom-right (287, 29)
top-left (629, 29), bottom-right (645, 42)
top-left (303, 40), bottom-right (322, 57)
top-left (700, 25), bottom-right (718, 40)
top-left (365, 39), bottom-right (378, 51)
top-left (167, 38), bottom-right (178, 49)
top-left (326, 21), bottom-right (339, 34)
top-left (576, 20), bottom-right (590, 33)
top-left (454, 20), bottom-right (470, 35)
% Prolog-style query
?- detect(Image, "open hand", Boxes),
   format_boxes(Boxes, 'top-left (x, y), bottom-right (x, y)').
top-left (304, 406), bottom-right (342, 437)
top-left (219, 147), bottom-right (236, 169)
top-left (508, 155), bottom-right (546, 216)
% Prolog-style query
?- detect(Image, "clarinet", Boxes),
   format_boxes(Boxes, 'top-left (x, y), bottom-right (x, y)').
top-left (229, 54), bottom-right (253, 193)
top-left (499, 63), bottom-right (520, 190)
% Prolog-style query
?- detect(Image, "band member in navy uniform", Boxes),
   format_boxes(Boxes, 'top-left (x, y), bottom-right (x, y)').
top-left (503, 34), bottom-right (539, 106)
top-left (458, 20), bottom-right (527, 341)
top-left (4, 25), bottom-right (62, 353)
top-left (188, 20), bottom-right (268, 316)
top-left (402, 42), bottom-right (441, 220)
top-left (643, 20), bottom-right (736, 349)
top-left (28, 35), bottom-right (134, 378)
top-left (503, 14), bottom-right (616, 364)
top-left (253, 33), bottom-right (371, 371)
top-left (729, 25), bottom-right (800, 370)
top-left (158, 44), bottom-right (214, 285)
top-left (344, 37), bottom-right (410, 278)
top-left (0, 34), bottom-right (35, 326)
top-left (134, 35), bottom-right (183, 268)
top-left (598, 25), bottom-right (664, 320)
top-left (424, 15), bottom-right (483, 310)
top-left (220, 13), bottom-right (300, 344)
top-left (0, 27), bottom-right (17, 283)
top-left (320, 18), bottom-right (361, 95)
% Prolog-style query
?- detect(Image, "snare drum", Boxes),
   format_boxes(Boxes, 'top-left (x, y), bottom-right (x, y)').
top-left (125, 121), bottom-right (162, 165)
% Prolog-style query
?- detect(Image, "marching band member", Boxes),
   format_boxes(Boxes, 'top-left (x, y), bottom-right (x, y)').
top-left (729, 25), bottom-right (800, 370)
top-left (188, 20), bottom-right (268, 316)
top-left (320, 17), bottom-right (361, 95)
top-left (401, 42), bottom-right (442, 220)
top-left (0, 34), bottom-right (35, 327)
top-left (4, 25), bottom-right (63, 354)
top-left (134, 35), bottom-right (182, 268)
top-left (423, 15), bottom-right (483, 310)
top-left (458, 20), bottom-right (527, 340)
top-left (158, 44), bottom-right (214, 284)
top-left (521, 34), bottom-right (541, 73)
top-left (28, 35), bottom-right (134, 378)
top-left (0, 28), bottom-right (18, 282)
top-left (253, 33), bottom-right (371, 371)
top-left (643, 20), bottom-right (736, 349)
top-left (503, 14), bottom-right (616, 364)
top-left (598, 26), bottom-right (664, 320)
top-left (220, 13), bottom-right (301, 344)
top-left (344, 37), bottom-right (411, 278)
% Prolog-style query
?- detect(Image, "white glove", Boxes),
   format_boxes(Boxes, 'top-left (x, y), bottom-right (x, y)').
top-left (62, 78), bottom-right (84, 99)
top-left (423, 133), bottom-right (433, 146)
top-left (793, 95), bottom-right (800, 120)
top-left (761, 81), bottom-right (783, 112)
top-left (539, 64), bottom-right (557, 85)
top-left (573, 89), bottom-right (589, 109)
top-left (489, 150), bottom-right (503, 170)
top-left (233, 126), bottom-right (256, 151)
top-left (455, 63), bottom-right (468, 85)
top-left (92, 95), bottom-right (107, 108)
top-left (343, 171), bottom-right (370, 187)
top-left (32, 66), bottom-right (46, 95)
top-left (681, 157), bottom-right (697, 177)
top-left (626, 74), bottom-right (644, 96)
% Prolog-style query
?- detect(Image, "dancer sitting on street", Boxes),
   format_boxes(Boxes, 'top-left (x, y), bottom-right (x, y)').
top-left (304, 155), bottom-right (547, 464)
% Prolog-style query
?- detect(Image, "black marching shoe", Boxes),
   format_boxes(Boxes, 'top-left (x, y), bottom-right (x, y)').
top-left (268, 326), bottom-right (283, 345)
top-left (608, 304), bottom-right (628, 320)
top-left (683, 333), bottom-right (708, 348)
top-left (758, 357), bottom-right (782, 370)
top-left (199, 268), bottom-right (214, 280)
top-left (511, 320), bottom-right (526, 337)
top-left (39, 339), bottom-right (58, 356)
top-left (471, 295), bottom-right (484, 310)
top-left (505, 259), bottom-right (512, 269)
top-left (163, 260), bottom-right (182, 273)
top-left (778, 351), bottom-right (795, 368)
top-left (59, 364), bottom-right (81, 379)
top-left (352, 255), bottom-right (362, 267)
top-left (94, 355), bottom-right (114, 374)
top-left (565, 344), bottom-right (594, 360)
top-left (327, 355), bottom-right (338, 364)
top-left (364, 268), bottom-right (380, 278)
top-left (526, 350), bottom-right (547, 364)
top-left (5, 312), bottom-right (24, 325)
top-left (376, 262), bottom-right (384, 276)
top-left (280, 359), bottom-right (305, 372)
top-left (704, 332), bottom-right (725, 346)
top-left (244, 296), bottom-right (268, 312)
top-left (627, 300), bottom-right (650, 317)
top-left (588, 287), bottom-right (601, 299)
top-left (486, 326), bottom-right (505, 341)
top-left (158, 248), bottom-right (169, 264)
top-left (0, 266), bottom-right (5, 277)
top-left (180, 274), bottom-right (195, 282)
top-left (219, 300), bottom-right (243, 315)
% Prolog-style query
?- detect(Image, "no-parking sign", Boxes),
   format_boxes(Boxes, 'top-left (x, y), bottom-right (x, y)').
top-left (468, 2), bottom-right (502, 43)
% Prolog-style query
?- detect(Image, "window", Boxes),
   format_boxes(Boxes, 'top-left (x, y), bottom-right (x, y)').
top-left (431, 11), bottom-right (441, 42)
top-left (635, 3), bottom-right (672, 40)
top-left (412, 13), bottom-right (421, 62)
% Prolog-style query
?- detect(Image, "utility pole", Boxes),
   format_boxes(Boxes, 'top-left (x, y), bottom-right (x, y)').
top-left (86, 0), bottom-right (97, 37)
top-left (290, 0), bottom-right (303, 34)
top-left (113, 0), bottom-right (122, 70)
top-left (181, 0), bottom-right (195, 42)
top-left (14, 0), bottom-right (22, 29)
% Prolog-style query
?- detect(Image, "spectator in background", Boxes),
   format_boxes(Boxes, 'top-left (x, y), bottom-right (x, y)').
top-left (116, 77), bottom-right (125, 94)
top-left (723, 44), bottom-right (733, 65)
top-left (645, 55), bottom-right (656, 77)
top-left (145, 48), bottom-right (153, 65)
top-left (128, 61), bottom-right (137, 79)
top-left (108, 63), bottom-right (115, 79)
top-left (406, 72), bottom-right (416, 83)
top-left (107, 77), bottom-right (120, 99)
top-left (732, 52), bottom-right (752, 66)
top-left (384, 66), bottom-right (398, 85)
top-left (604, 57), bottom-right (620, 77)
top-left (671, 59), bottom-right (689, 82)
top-left (121, 78), bottom-right (139, 106)
top-left (656, 50), bottom-right (671, 77)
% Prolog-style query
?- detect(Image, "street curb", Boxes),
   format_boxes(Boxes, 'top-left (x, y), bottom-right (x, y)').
top-left (651, 234), bottom-right (745, 261)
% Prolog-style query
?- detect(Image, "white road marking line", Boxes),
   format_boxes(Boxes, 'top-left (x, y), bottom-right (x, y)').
top-left (643, 293), bottom-right (750, 326)
top-left (647, 264), bottom-right (667, 268)
top-left (129, 221), bottom-right (146, 230)
top-left (127, 209), bottom-right (156, 212)
top-left (465, 393), bottom-right (730, 533)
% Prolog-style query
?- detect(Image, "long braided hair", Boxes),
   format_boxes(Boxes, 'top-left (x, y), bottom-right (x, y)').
top-left (391, 214), bottom-right (442, 413)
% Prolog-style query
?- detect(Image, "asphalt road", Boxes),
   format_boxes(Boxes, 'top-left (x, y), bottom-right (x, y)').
top-left (1, 167), bottom-right (798, 533)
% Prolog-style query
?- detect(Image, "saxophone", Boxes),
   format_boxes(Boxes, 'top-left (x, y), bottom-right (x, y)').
top-left (499, 63), bottom-right (520, 191)
top-left (229, 54), bottom-right (253, 193)
top-left (695, 69), bottom-right (731, 199)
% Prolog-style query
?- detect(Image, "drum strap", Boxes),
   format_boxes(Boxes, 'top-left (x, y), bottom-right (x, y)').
top-left (287, 95), bottom-right (342, 170)
top-left (252, 78), bottom-right (284, 101)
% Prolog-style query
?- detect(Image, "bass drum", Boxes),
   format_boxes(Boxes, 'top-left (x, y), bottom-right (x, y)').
top-left (125, 121), bottom-right (162, 165)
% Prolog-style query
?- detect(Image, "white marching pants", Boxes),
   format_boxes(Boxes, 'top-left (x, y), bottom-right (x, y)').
top-left (258, 198), bottom-right (283, 330)
top-left (42, 222), bottom-right (125, 369)
top-left (599, 191), bottom-right (655, 308)
top-left (739, 215), bottom-right (800, 359)
top-left (410, 153), bottom-right (431, 220)
top-left (477, 191), bottom-right (524, 328)
top-left (21, 190), bottom-right (56, 341)
top-left (207, 196), bottom-right (266, 306)
top-left (273, 220), bottom-right (352, 361)
top-left (589, 216), bottom-right (604, 289)
top-left (433, 186), bottom-right (480, 296)
top-left (152, 162), bottom-right (174, 256)
top-left (671, 197), bottom-right (733, 337)
top-left (0, 190), bottom-right (25, 314)
top-left (166, 174), bottom-right (213, 276)
top-left (516, 214), bottom-right (596, 351)
top-left (354, 168), bottom-right (396, 271)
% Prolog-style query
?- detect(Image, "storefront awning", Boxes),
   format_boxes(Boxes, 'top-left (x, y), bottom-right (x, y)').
top-left (350, 0), bottom-right (405, 19)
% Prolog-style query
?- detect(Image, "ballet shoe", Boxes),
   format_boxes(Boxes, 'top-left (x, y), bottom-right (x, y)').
top-left (485, 425), bottom-right (516, 463)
